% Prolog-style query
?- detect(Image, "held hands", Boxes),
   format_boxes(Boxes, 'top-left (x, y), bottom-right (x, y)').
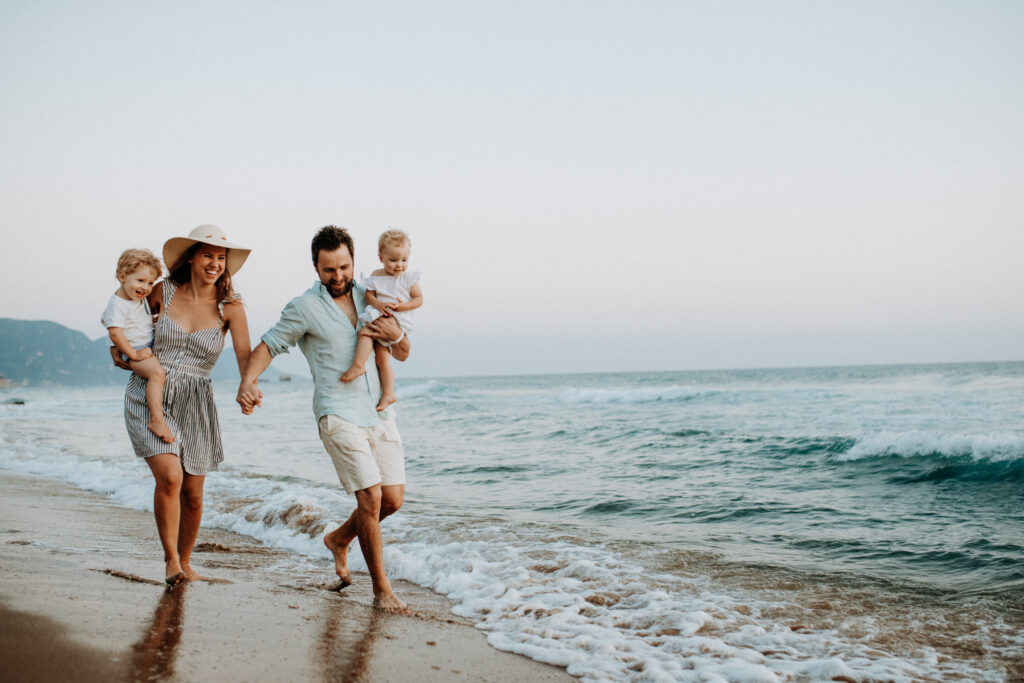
top-left (236, 379), bottom-right (263, 415)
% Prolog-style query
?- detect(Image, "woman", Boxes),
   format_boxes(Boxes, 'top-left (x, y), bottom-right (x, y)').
top-left (115, 224), bottom-right (252, 584)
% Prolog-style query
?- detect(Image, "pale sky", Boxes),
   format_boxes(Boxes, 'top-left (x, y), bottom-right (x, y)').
top-left (2, 1), bottom-right (1022, 378)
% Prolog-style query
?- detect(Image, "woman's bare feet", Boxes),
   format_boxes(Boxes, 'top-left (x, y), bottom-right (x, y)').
top-left (181, 563), bottom-right (206, 581)
top-left (372, 591), bottom-right (411, 615)
top-left (375, 393), bottom-right (397, 412)
top-left (339, 365), bottom-right (366, 383)
top-left (165, 559), bottom-right (186, 586)
top-left (148, 418), bottom-right (176, 444)
top-left (323, 532), bottom-right (352, 588)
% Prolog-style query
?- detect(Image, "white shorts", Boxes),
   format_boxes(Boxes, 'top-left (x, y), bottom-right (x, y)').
top-left (317, 412), bottom-right (406, 495)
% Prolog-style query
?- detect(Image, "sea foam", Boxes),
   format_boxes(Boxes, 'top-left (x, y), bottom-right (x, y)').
top-left (838, 431), bottom-right (1024, 463)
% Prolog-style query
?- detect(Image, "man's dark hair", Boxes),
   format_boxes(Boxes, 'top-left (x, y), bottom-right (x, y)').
top-left (311, 226), bottom-right (355, 265)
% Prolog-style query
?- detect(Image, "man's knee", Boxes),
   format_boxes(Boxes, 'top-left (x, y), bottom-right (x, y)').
top-left (355, 485), bottom-right (382, 516)
top-left (380, 489), bottom-right (403, 519)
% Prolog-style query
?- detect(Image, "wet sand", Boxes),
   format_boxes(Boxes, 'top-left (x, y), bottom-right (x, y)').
top-left (0, 469), bottom-right (573, 682)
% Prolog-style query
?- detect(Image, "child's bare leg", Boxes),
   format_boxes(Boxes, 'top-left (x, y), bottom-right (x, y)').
top-left (374, 343), bottom-right (396, 411)
top-left (131, 356), bottom-right (175, 444)
top-left (341, 331), bottom-right (375, 382)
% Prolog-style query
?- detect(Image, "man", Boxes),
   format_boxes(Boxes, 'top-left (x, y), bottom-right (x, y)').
top-left (237, 226), bottom-right (412, 614)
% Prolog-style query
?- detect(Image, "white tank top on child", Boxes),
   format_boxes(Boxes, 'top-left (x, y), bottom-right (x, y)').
top-left (101, 294), bottom-right (154, 348)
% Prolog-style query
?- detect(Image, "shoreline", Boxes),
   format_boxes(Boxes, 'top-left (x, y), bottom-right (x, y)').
top-left (0, 468), bottom-right (573, 682)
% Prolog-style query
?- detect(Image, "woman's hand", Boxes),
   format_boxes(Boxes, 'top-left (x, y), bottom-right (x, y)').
top-left (110, 346), bottom-right (131, 370)
top-left (236, 379), bottom-right (263, 415)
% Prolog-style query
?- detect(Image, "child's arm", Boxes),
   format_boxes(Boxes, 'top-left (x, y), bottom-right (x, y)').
top-left (365, 289), bottom-right (398, 312)
top-left (108, 327), bottom-right (152, 362)
top-left (391, 283), bottom-right (423, 313)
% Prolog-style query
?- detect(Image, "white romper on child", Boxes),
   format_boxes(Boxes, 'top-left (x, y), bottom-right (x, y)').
top-left (357, 271), bottom-right (421, 334)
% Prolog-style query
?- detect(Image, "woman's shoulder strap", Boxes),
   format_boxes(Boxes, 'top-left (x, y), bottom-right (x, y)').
top-left (218, 291), bottom-right (243, 322)
top-left (161, 278), bottom-right (177, 308)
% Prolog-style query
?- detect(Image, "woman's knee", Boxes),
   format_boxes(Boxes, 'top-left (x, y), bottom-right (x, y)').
top-left (181, 491), bottom-right (203, 511)
top-left (180, 480), bottom-right (205, 510)
top-left (154, 469), bottom-right (183, 497)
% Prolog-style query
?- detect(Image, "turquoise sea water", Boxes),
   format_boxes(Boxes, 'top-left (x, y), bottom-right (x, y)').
top-left (2, 361), bottom-right (1022, 681)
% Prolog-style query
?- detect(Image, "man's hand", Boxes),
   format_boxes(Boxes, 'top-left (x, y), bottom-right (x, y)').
top-left (236, 379), bottom-right (263, 415)
top-left (364, 315), bottom-right (401, 342)
top-left (110, 346), bottom-right (131, 371)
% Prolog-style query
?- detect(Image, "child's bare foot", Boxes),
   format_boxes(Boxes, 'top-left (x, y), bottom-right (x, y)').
top-left (148, 419), bottom-right (176, 444)
top-left (372, 591), bottom-right (411, 615)
top-left (340, 365), bottom-right (365, 383)
top-left (323, 532), bottom-right (352, 588)
top-left (376, 393), bottom-right (397, 412)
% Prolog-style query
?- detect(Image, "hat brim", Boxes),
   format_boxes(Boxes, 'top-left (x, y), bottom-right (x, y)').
top-left (163, 236), bottom-right (251, 276)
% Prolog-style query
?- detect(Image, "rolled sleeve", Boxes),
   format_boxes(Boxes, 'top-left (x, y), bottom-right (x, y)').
top-left (261, 299), bottom-right (307, 357)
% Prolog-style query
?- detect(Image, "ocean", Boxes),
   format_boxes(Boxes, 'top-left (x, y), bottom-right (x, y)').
top-left (1, 362), bottom-right (1022, 681)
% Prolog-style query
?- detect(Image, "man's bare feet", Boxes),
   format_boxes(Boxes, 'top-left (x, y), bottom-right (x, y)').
top-left (148, 419), bottom-right (176, 444)
top-left (375, 392), bottom-right (397, 412)
top-left (372, 591), bottom-right (411, 615)
top-left (323, 532), bottom-right (352, 588)
top-left (165, 559), bottom-right (186, 586)
top-left (339, 365), bottom-right (365, 383)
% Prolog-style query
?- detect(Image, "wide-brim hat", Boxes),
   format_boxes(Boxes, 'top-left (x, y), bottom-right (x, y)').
top-left (163, 224), bottom-right (251, 276)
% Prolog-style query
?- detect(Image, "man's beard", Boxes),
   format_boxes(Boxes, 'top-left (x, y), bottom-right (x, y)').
top-left (325, 278), bottom-right (352, 297)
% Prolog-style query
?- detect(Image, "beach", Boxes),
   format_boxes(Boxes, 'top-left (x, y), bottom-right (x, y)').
top-left (2, 365), bottom-right (1023, 681)
top-left (0, 469), bottom-right (572, 682)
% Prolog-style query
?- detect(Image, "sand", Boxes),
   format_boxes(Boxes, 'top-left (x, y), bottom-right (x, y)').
top-left (0, 469), bottom-right (574, 682)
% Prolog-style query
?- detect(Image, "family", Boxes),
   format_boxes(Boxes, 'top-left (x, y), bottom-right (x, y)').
top-left (102, 225), bottom-right (421, 614)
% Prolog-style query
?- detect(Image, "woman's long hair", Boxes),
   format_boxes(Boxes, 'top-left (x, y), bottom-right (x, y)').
top-left (168, 243), bottom-right (235, 303)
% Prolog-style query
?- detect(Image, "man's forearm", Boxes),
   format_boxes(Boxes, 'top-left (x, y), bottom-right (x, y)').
top-left (390, 335), bottom-right (410, 362)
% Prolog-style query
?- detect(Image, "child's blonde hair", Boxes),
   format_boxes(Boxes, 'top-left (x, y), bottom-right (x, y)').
top-left (116, 249), bottom-right (164, 280)
top-left (378, 230), bottom-right (410, 252)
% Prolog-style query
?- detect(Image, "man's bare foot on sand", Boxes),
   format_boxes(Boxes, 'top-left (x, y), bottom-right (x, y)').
top-left (165, 559), bottom-right (186, 586)
top-left (373, 591), bottom-right (411, 615)
top-left (375, 393), bottom-right (397, 412)
top-left (323, 532), bottom-right (352, 588)
top-left (149, 419), bottom-right (176, 444)
top-left (339, 365), bottom-right (365, 383)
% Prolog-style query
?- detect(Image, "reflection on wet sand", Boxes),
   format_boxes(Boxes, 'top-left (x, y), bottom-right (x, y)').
top-left (131, 584), bottom-right (188, 680)
top-left (318, 599), bottom-right (383, 683)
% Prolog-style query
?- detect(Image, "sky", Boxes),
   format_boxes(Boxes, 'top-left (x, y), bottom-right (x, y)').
top-left (1, 1), bottom-right (1022, 378)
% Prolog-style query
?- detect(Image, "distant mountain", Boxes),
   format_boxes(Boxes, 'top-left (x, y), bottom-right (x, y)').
top-left (0, 318), bottom-right (269, 386)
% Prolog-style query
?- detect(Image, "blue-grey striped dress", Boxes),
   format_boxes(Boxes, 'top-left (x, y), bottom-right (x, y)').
top-left (123, 280), bottom-right (238, 475)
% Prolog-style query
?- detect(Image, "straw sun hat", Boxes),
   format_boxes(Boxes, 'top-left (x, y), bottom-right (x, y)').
top-left (162, 224), bottom-right (251, 276)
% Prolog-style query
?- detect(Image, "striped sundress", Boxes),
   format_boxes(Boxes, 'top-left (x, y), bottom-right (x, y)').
top-left (123, 279), bottom-right (238, 475)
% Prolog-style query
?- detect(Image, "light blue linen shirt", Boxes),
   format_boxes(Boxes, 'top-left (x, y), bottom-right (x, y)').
top-left (261, 281), bottom-right (386, 427)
